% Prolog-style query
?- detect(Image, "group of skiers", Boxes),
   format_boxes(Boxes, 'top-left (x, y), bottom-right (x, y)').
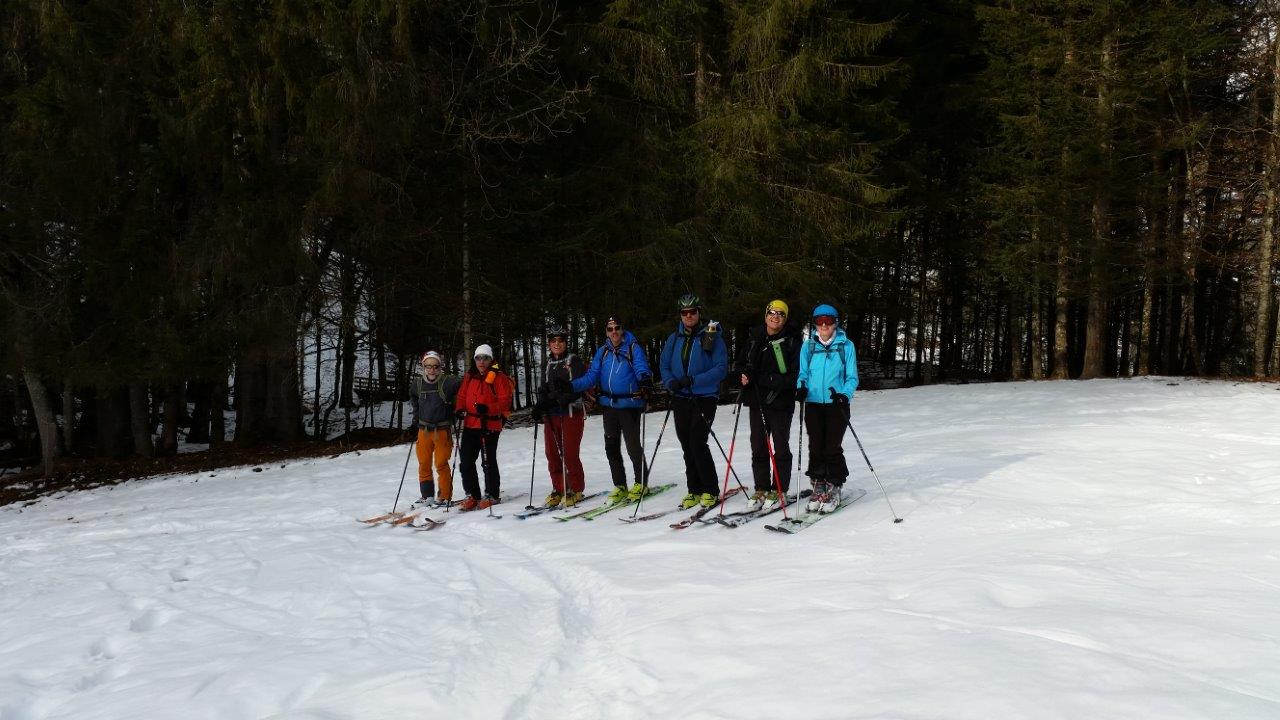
top-left (408, 294), bottom-right (859, 515)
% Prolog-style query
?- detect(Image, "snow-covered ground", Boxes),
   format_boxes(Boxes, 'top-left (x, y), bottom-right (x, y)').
top-left (2, 377), bottom-right (1279, 720)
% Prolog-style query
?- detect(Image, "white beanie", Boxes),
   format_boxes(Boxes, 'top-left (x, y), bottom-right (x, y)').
top-left (474, 344), bottom-right (494, 359)
top-left (421, 350), bottom-right (443, 364)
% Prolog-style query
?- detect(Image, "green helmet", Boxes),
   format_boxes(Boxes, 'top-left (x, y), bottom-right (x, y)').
top-left (677, 293), bottom-right (702, 312)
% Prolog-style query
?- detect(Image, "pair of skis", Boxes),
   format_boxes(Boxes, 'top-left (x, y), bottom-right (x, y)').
top-left (554, 483), bottom-right (679, 521)
top-left (513, 490), bottom-right (607, 520)
top-left (357, 492), bottom-right (529, 529)
top-left (764, 488), bottom-right (867, 534)
top-left (707, 489), bottom-right (811, 528)
top-left (619, 487), bottom-right (745, 527)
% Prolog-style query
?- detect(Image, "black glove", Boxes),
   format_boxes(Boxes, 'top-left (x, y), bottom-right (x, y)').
top-left (531, 406), bottom-right (544, 423)
top-left (667, 376), bottom-right (693, 392)
top-left (454, 409), bottom-right (467, 420)
top-left (829, 388), bottom-right (849, 404)
top-left (474, 403), bottom-right (489, 416)
top-left (795, 384), bottom-right (809, 402)
top-left (639, 375), bottom-right (656, 397)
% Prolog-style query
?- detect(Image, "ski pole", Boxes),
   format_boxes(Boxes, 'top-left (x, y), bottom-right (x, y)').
top-left (480, 430), bottom-right (499, 519)
top-left (844, 416), bottom-right (902, 524)
top-left (555, 421), bottom-right (571, 507)
top-left (796, 399), bottom-right (805, 494)
top-left (525, 419), bottom-right (540, 510)
top-left (716, 392), bottom-right (746, 515)
top-left (445, 420), bottom-right (462, 511)
top-left (391, 432), bottom-right (416, 514)
top-left (632, 404), bottom-right (672, 518)
top-left (753, 386), bottom-right (790, 521)
top-left (693, 398), bottom-right (749, 494)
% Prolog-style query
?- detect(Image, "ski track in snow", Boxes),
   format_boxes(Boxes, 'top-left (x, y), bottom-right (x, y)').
top-left (2, 377), bottom-right (1280, 719)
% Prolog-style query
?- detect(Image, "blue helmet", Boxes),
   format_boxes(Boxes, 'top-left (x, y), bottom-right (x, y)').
top-left (811, 303), bottom-right (839, 321)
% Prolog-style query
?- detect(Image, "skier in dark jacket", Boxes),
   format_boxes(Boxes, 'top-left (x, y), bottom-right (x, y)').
top-left (410, 350), bottom-right (462, 506)
top-left (735, 299), bottom-right (802, 511)
top-left (658, 293), bottom-right (728, 509)
top-left (572, 316), bottom-right (654, 504)
top-left (533, 326), bottom-right (588, 508)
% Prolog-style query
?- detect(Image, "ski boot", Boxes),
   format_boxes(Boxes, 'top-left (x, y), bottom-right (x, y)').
top-left (478, 495), bottom-right (498, 510)
top-left (761, 490), bottom-right (780, 511)
top-left (544, 492), bottom-right (563, 508)
top-left (607, 486), bottom-right (629, 504)
top-left (819, 484), bottom-right (842, 513)
top-left (627, 483), bottom-right (651, 502)
top-left (458, 496), bottom-right (480, 512)
top-left (680, 493), bottom-right (699, 510)
top-left (561, 491), bottom-right (585, 508)
top-left (699, 493), bottom-right (718, 509)
top-left (745, 491), bottom-right (767, 512)
top-left (807, 481), bottom-right (829, 513)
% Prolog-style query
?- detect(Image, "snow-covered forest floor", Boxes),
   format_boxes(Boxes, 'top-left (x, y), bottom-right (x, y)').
top-left (2, 377), bottom-right (1278, 720)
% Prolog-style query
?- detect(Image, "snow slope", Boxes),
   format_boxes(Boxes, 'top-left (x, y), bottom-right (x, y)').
top-left (2, 377), bottom-right (1279, 720)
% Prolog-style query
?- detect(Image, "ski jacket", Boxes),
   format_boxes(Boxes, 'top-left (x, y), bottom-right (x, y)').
top-left (411, 374), bottom-right (462, 429)
top-left (735, 322), bottom-right (802, 410)
top-left (537, 352), bottom-right (587, 417)
top-left (796, 328), bottom-right (859, 404)
top-left (455, 366), bottom-right (515, 431)
top-left (659, 320), bottom-right (728, 398)
top-left (571, 330), bottom-right (652, 410)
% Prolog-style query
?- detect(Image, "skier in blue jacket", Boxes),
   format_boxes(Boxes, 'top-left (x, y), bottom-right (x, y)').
top-left (795, 303), bottom-right (859, 513)
top-left (659, 293), bottom-right (728, 509)
top-left (572, 316), bottom-right (654, 503)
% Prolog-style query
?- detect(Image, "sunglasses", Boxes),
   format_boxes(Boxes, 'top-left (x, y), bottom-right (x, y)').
top-left (475, 355), bottom-right (493, 361)
top-left (814, 317), bottom-right (836, 327)
top-left (679, 309), bottom-right (700, 317)
top-left (422, 363), bottom-right (441, 370)
top-left (605, 325), bottom-right (621, 332)
top-left (766, 310), bottom-right (786, 318)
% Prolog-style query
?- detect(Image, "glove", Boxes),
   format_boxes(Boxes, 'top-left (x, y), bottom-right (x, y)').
top-left (795, 385), bottom-right (809, 402)
top-left (829, 388), bottom-right (849, 405)
top-left (531, 406), bottom-right (544, 423)
top-left (667, 376), bottom-right (693, 392)
top-left (454, 409), bottom-right (467, 420)
top-left (639, 375), bottom-right (656, 396)
top-left (474, 403), bottom-right (489, 416)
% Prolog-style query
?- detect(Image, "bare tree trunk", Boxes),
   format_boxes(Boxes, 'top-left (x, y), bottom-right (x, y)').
top-left (1181, 153), bottom-right (1206, 375)
top-left (210, 374), bottom-right (227, 447)
top-left (1138, 195), bottom-right (1159, 375)
top-left (129, 382), bottom-right (155, 458)
top-left (61, 381), bottom-right (75, 454)
top-left (1081, 34), bottom-right (1113, 380)
top-left (159, 386), bottom-right (181, 455)
top-left (1257, 21), bottom-right (1280, 376)
top-left (462, 198), bottom-right (473, 357)
top-left (1052, 236), bottom-right (1071, 379)
top-left (23, 370), bottom-right (60, 475)
top-left (1009, 287), bottom-right (1025, 380)
top-left (313, 301), bottom-right (324, 439)
top-left (1030, 261), bottom-right (1044, 379)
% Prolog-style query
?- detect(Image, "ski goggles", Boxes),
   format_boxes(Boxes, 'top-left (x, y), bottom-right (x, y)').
top-left (813, 316), bottom-right (837, 326)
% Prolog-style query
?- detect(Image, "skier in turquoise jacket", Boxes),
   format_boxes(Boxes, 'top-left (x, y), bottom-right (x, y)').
top-left (795, 303), bottom-right (859, 513)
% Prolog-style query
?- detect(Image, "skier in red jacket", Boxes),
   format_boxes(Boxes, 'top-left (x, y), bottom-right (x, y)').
top-left (454, 344), bottom-right (515, 510)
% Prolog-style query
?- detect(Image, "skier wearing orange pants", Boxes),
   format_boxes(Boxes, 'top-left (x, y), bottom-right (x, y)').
top-left (411, 350), bottom-right (462, 505)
